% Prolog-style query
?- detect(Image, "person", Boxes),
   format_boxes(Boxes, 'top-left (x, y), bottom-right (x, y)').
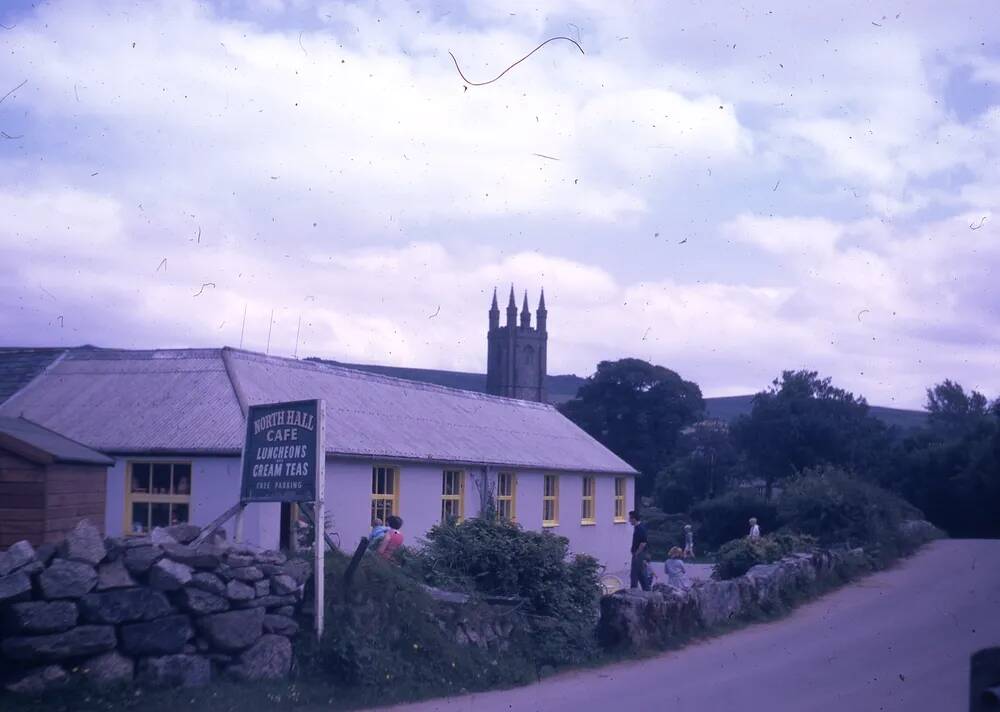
top-left (628, 510), bottom-right (651, 591)
top-left (664, 547), bottom-right (691, 590)
top-left (683, 524), bottom-right (695, 558)
top-left (377, 515), bottom-right (404, 560)
top-left (748, 517), bottom-right (761, 540)
top-left (368, 518), bottom-right (389, 551)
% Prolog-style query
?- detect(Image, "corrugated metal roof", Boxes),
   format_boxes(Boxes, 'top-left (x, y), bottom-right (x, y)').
top-left (0, 347), bottom-right (636, 474)
top-left (0, 348), bottom-right (67, 404)
top-left (0, 416), bottom-right (114, 465)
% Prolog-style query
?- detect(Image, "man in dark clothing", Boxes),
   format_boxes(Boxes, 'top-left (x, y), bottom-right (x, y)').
top-left (629, 510), bottom-right (651, 591)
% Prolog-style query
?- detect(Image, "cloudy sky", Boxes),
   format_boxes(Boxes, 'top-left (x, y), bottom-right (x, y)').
top-left (1, 0), bottom-right (998, 408)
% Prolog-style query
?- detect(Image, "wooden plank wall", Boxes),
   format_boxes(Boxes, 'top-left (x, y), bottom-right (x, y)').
top-left (44, 464), bottom-right (107, 543)
top-left (0, 450), bottom-right (45, 548)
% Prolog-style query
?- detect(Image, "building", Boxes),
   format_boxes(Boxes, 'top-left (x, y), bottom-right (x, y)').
top-left (486, 287), bottom-right (547, 402)
top-left (0, 416), bottom-right (113, 548)
top-left (0, 347), bottom-right (636, 568)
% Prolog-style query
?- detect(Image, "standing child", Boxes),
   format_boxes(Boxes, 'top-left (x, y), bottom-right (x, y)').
top-left (377, 515), bottom-right (405, 560)
top-left (748, 517), bottom-right (761, 540)
top-left (368, 518), bottom-right (389, 551)
top-left (683, 524), bottom-right (695, 558)
top-left (664, 547), bottom-right (691, 590)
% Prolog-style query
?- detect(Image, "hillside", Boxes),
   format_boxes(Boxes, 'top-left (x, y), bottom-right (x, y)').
top-left (703, 394), bottom-right (927, 430)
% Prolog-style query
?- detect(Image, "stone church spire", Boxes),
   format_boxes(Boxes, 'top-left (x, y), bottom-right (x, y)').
top-left (520, 291), bottom-right (531, 328)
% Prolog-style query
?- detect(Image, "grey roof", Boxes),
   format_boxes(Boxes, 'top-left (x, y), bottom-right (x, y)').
top-left (0, 347), bottom-right (636, 475)
top-left (0, 416), bottom-right (114, 465)
top-left (0, 348), bottom-right (67, 404)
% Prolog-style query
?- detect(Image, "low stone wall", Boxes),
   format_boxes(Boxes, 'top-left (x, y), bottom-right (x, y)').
top-left (598, 521), bottom-right (942, 652)
top-left (0, 520), bottom-right (311, 695)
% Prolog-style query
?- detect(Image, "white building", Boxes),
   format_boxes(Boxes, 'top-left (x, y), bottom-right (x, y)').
top-left (0, 347), bottom-right (637, 568)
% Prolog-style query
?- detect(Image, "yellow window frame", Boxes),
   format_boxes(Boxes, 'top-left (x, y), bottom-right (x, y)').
top-left (441, 469), bottom-right (465, 523)
top-left (496, 471), bottom-right (517, 522)
top-left (371, 465), bottom-right (400, 525)
top-left (543, 474), bottom-right (559, 527)
top-left (124, 461), bottom-right (193, 535)
top-left (581, 476), bottom-right (596, 525)
top-left (614, 477), bottom-right (627, 523)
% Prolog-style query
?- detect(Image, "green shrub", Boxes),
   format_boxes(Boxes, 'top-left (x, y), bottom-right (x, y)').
top-left (712, 533), bottom-right (817, 580)
top-left (777, 466), bottom-right (922, 557)
top-left (691, 492), bottom-right (778, 551)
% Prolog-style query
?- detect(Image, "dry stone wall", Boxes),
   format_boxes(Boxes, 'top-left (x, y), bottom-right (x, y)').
top-left (598, 521), bottom-right (943, 652)
top-left (0, 520), bottom-right (311, 695)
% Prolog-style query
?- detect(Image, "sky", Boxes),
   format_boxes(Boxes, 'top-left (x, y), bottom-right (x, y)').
top-left (0, 0), bottom-right (998, 408)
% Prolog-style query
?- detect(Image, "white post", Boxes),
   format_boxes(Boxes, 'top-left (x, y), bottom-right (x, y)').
top-left (314, 399), bottom-right (326, 640)
top-left (234, 504), bottom-right (246, 543)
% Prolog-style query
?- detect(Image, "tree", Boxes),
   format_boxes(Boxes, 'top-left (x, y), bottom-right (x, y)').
top-left (559, 358), bottom-right (704, 495)
top-left (730, 370), bottom-right (891, 497)
top-left (654, 420), bottom-right (744, 512)
top-left (887, 381), bottom-right (1000, 538)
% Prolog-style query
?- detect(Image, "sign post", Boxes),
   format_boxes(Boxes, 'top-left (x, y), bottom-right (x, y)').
top-left (239, 399), bottom-right (325, 639)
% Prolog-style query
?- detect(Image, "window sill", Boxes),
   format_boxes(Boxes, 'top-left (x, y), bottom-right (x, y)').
top-left (580, 521), bottom-right (596, 526)
top-left (542, 522), bottom-right (559, 528)
top-left (613, 519), bottom-right (627, 524)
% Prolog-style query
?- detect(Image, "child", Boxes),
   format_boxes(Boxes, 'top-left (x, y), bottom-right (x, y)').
top-left (368, 518), bottom-right (389, 551)
top-left (683, 524), bottom-right (695, 558)
top-left (377, 515), bottom-right (404, 560)
top-left (748, 517), bottom-right (761, 540)
top-left (664, 547), bottom-right (691, 590)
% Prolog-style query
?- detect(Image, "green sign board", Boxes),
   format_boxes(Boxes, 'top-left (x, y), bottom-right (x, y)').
top-left (240, 399), bottom-right (321, 503)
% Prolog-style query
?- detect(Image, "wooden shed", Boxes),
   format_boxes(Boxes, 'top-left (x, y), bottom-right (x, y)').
top-left (0, 416), bottom-right (113, 548)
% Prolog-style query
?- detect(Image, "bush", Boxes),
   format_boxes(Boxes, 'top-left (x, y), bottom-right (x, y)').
top-left (777, 466), bottom-right (922, 556)
top-left (691, 492), bottom-right (779, 551)
top-left (640, 507), bottom-right (693, 560)
top-left (712, 533), bottom-right (817, 580)
top-left (418, 517), bottom-right (600, 621)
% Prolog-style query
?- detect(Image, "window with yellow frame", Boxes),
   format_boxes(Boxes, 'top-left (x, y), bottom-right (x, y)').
top-left (371, 465), bottom-right (400, 525)
top-left (125, 461), bottom-right (192, 535)
top-left (496, 472), bottom-right (516, 521)
top-left (441, 470), bottom-right (464, 523)
top-left (614, 477), bottom-right (627, 522)
top-left (581, 476), bottom-right (596, 524)
top-left (542, 474), bottom-right (559, 527)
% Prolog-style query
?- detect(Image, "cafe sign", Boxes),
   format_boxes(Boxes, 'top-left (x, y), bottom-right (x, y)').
top-left (240, 399), bottom-right (322, 503)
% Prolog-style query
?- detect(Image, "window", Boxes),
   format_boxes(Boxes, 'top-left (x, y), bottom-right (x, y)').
top-left (441, 470), bottom-right (464, 523)
top-left (496, 472), bottom-right (516, 521)
top-left (543, 474), bottom-right (559, 527)
top-left (371, 465), bottom-right (400, 525)
top-left (581, 476), bottom-right (595, 524)
top-left (125, 461), bottom-right (192, 535)
top-left (614, 477), bottom-right (627, 523)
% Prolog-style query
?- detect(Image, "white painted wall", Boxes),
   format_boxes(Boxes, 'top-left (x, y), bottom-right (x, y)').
top-left (104, 455), bottom-right (280, 549)
top-left (103, 454), bottom-right (634, 569)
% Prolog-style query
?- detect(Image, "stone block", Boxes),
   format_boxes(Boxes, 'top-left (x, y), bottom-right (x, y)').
top-left (225, 580), bottom-right (255, 601)
top-left (149, 558), bottom-right (193, 591)
top-left (38, 559), bottom-right (97, 599)
top-left (120, 614), bottom-right (193, 655)
top-left (0, 540), bottom-right (36, 577)
top-left (79, 588), bottom-right (173, 624)
top-left (190, 572), bottom-right (226, 596)
top-left (262, 614), bottom-right (299, 636)
top-left (253, 579), bottom-right (270, 597)
top-left (227, 635), bottom-right (292, 681)
top-left (1, 625), bottom-right (116, 663)
top-left (229, 566), bottom-right (263, 582)
top-left (281, 559), bottom-right (311, 585)
top-left (137, 654), bottom-right (211, 688)
top-left (237, 594), bottom-right (298, 609)
top-left (162, 543), bottom-right (222, 569)
top-left (61, 520), bottom-right (107, 565)
top-left (177, 587), bottom-right (229, 615)
top-left (4, 601), bottom-right (78, 634)
top-left (79, 651), bottom-right (134, 687)
top-left (96, 558), bottom-right (137, 591)
top-left (150, 527), bottom-right (178, 546)
top-left (255, 550), bottom-right (287, 566)
top-left (225, 553), bottom-right (254, 568)
top-left (164, 523), bottom-right (202, 545)
top-left (4, 665), bottom-right (68, 695)
top-left (270, 574), bottom-right (297, 596)
top-left (123, 546), bottom-right (163, 574)
top-left (0, 572), bottom-right (32, 605)
top-left (197, 607), bottom-right (264, 652)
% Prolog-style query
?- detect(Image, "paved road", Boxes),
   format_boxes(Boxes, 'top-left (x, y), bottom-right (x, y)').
top-left (384, 540), bottom-right (1000, 712)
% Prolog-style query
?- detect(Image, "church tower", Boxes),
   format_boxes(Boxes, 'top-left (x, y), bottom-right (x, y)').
top-left (486, 286), bottom-right (548, 402)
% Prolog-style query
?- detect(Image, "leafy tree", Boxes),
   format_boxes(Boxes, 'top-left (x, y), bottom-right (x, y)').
top-left (730, 370), bottom-right (891, 497)
top-left (558, 358), bottom-right (704, 495)
top-left (887, 382), bottom-right (1000, 538)
top-left (654, 420), bottom-right (744, 512)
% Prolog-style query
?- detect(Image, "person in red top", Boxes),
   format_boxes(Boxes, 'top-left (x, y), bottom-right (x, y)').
top-left (377, 515), bottom-right (404, 560)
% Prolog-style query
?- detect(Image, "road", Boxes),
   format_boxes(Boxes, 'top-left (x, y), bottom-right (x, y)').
top-left (383, 539), bottom-right (1000, 712)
